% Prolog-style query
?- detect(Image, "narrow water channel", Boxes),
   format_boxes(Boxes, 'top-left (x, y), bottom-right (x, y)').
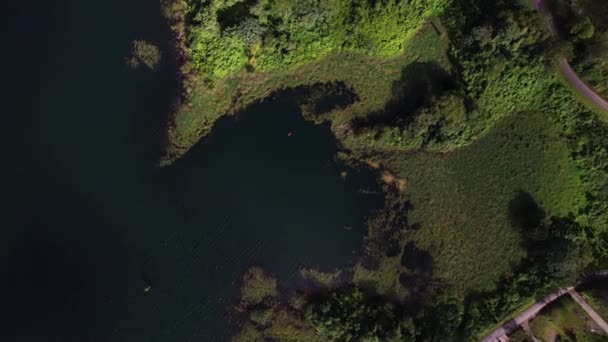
top-left (3, 1), bottom-right (383, 340)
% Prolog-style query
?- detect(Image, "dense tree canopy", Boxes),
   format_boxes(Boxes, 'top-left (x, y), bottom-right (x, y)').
top-left (179, 0), bottom-right (447, 80)
top-left (306, 286), bottom-right (416, 342)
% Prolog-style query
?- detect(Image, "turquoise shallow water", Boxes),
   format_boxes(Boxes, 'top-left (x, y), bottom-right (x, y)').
top-left (2, 1), bottom-right (383, 340)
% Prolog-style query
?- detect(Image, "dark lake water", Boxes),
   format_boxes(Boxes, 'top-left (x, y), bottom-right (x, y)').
top-left (3, 1), bottom-right (383, 341)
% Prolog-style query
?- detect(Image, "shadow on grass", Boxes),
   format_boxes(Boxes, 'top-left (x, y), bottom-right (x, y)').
top-left (508, 191), bottom-right (546, 232)
top-left (398, 241), bottom-right (434, 297)
top-left (216, 0), bottom-right (258, 29)
top-left (401, 242), bottom-right (434, 274)
top-left (350, 61), bottom-right (455, 132)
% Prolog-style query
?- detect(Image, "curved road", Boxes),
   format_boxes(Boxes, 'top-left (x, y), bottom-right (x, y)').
top-left (531, 0), bottom-right (608, 113)
top-left (559, 58), bottom-right (608, 112)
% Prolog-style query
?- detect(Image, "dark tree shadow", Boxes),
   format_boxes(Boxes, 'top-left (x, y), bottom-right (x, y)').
top-left (508, 191), bottom-right (546, 231)
top-left (217, 0), bottom-right (258, 29)
top-left (401, 242), bottom-right (434, 274)
top-left (398, 241), bottom-right (434, 297)
top-left (385, 238), bottom-right (402, 257)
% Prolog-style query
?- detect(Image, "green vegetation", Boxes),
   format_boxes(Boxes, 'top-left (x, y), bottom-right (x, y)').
top-left (235, 275), bottom-right (466, 341)
top-left (127, 40), bottom-right (162, 70)
top-left (306, 286), bottom-right (416, 341)
top-left (177, 0), bottom-right (447, 79)
top-left (345, 0), bottom-right (554, 153)
top-left (509, 328), bottom-right (533, 342)
top-left (351, 192), bottom-right (415, 301)
top-left (234, 267), bottom-right (326, 341)
top-left (299, 268), bottom-right (345, 289)
top-left (529, 296), bottom-right (608, 341)
top-left (460, 213), bottom-right (598, 339)
top-left (234, 308), bottom-right (323, 342)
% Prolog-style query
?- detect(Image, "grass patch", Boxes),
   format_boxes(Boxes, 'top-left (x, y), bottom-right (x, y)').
top-left (374, 112), bottom-right (586, 294)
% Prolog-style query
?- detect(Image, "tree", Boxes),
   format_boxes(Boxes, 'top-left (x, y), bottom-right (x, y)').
top-left (305, 286), bottom-right (414, 341)
top-left (545, 238), bottom-right (580, 280)
top-left (230, 18), bottom-right (265, 48)
top-left (570, 16), bottom-right (595, 40)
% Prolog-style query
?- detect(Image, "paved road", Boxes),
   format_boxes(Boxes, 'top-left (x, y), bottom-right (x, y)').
top-left (532, 0), bottom-right (608, 113)
top-left (568, 288), bottom-right (608, 334)
top-left (559, 59), bottom-right (608, 112)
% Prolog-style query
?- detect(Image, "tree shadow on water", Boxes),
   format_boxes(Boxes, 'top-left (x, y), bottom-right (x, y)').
top-left (293, 81), bottom-right (358, 118)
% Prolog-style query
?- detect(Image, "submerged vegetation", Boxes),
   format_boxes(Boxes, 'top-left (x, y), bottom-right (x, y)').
top-left (160, 0), bottom-right (608, 340)
top-left (127, 40), bottom-right (162, 70)
top-left (239, 267), bottom-right (278, 306)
